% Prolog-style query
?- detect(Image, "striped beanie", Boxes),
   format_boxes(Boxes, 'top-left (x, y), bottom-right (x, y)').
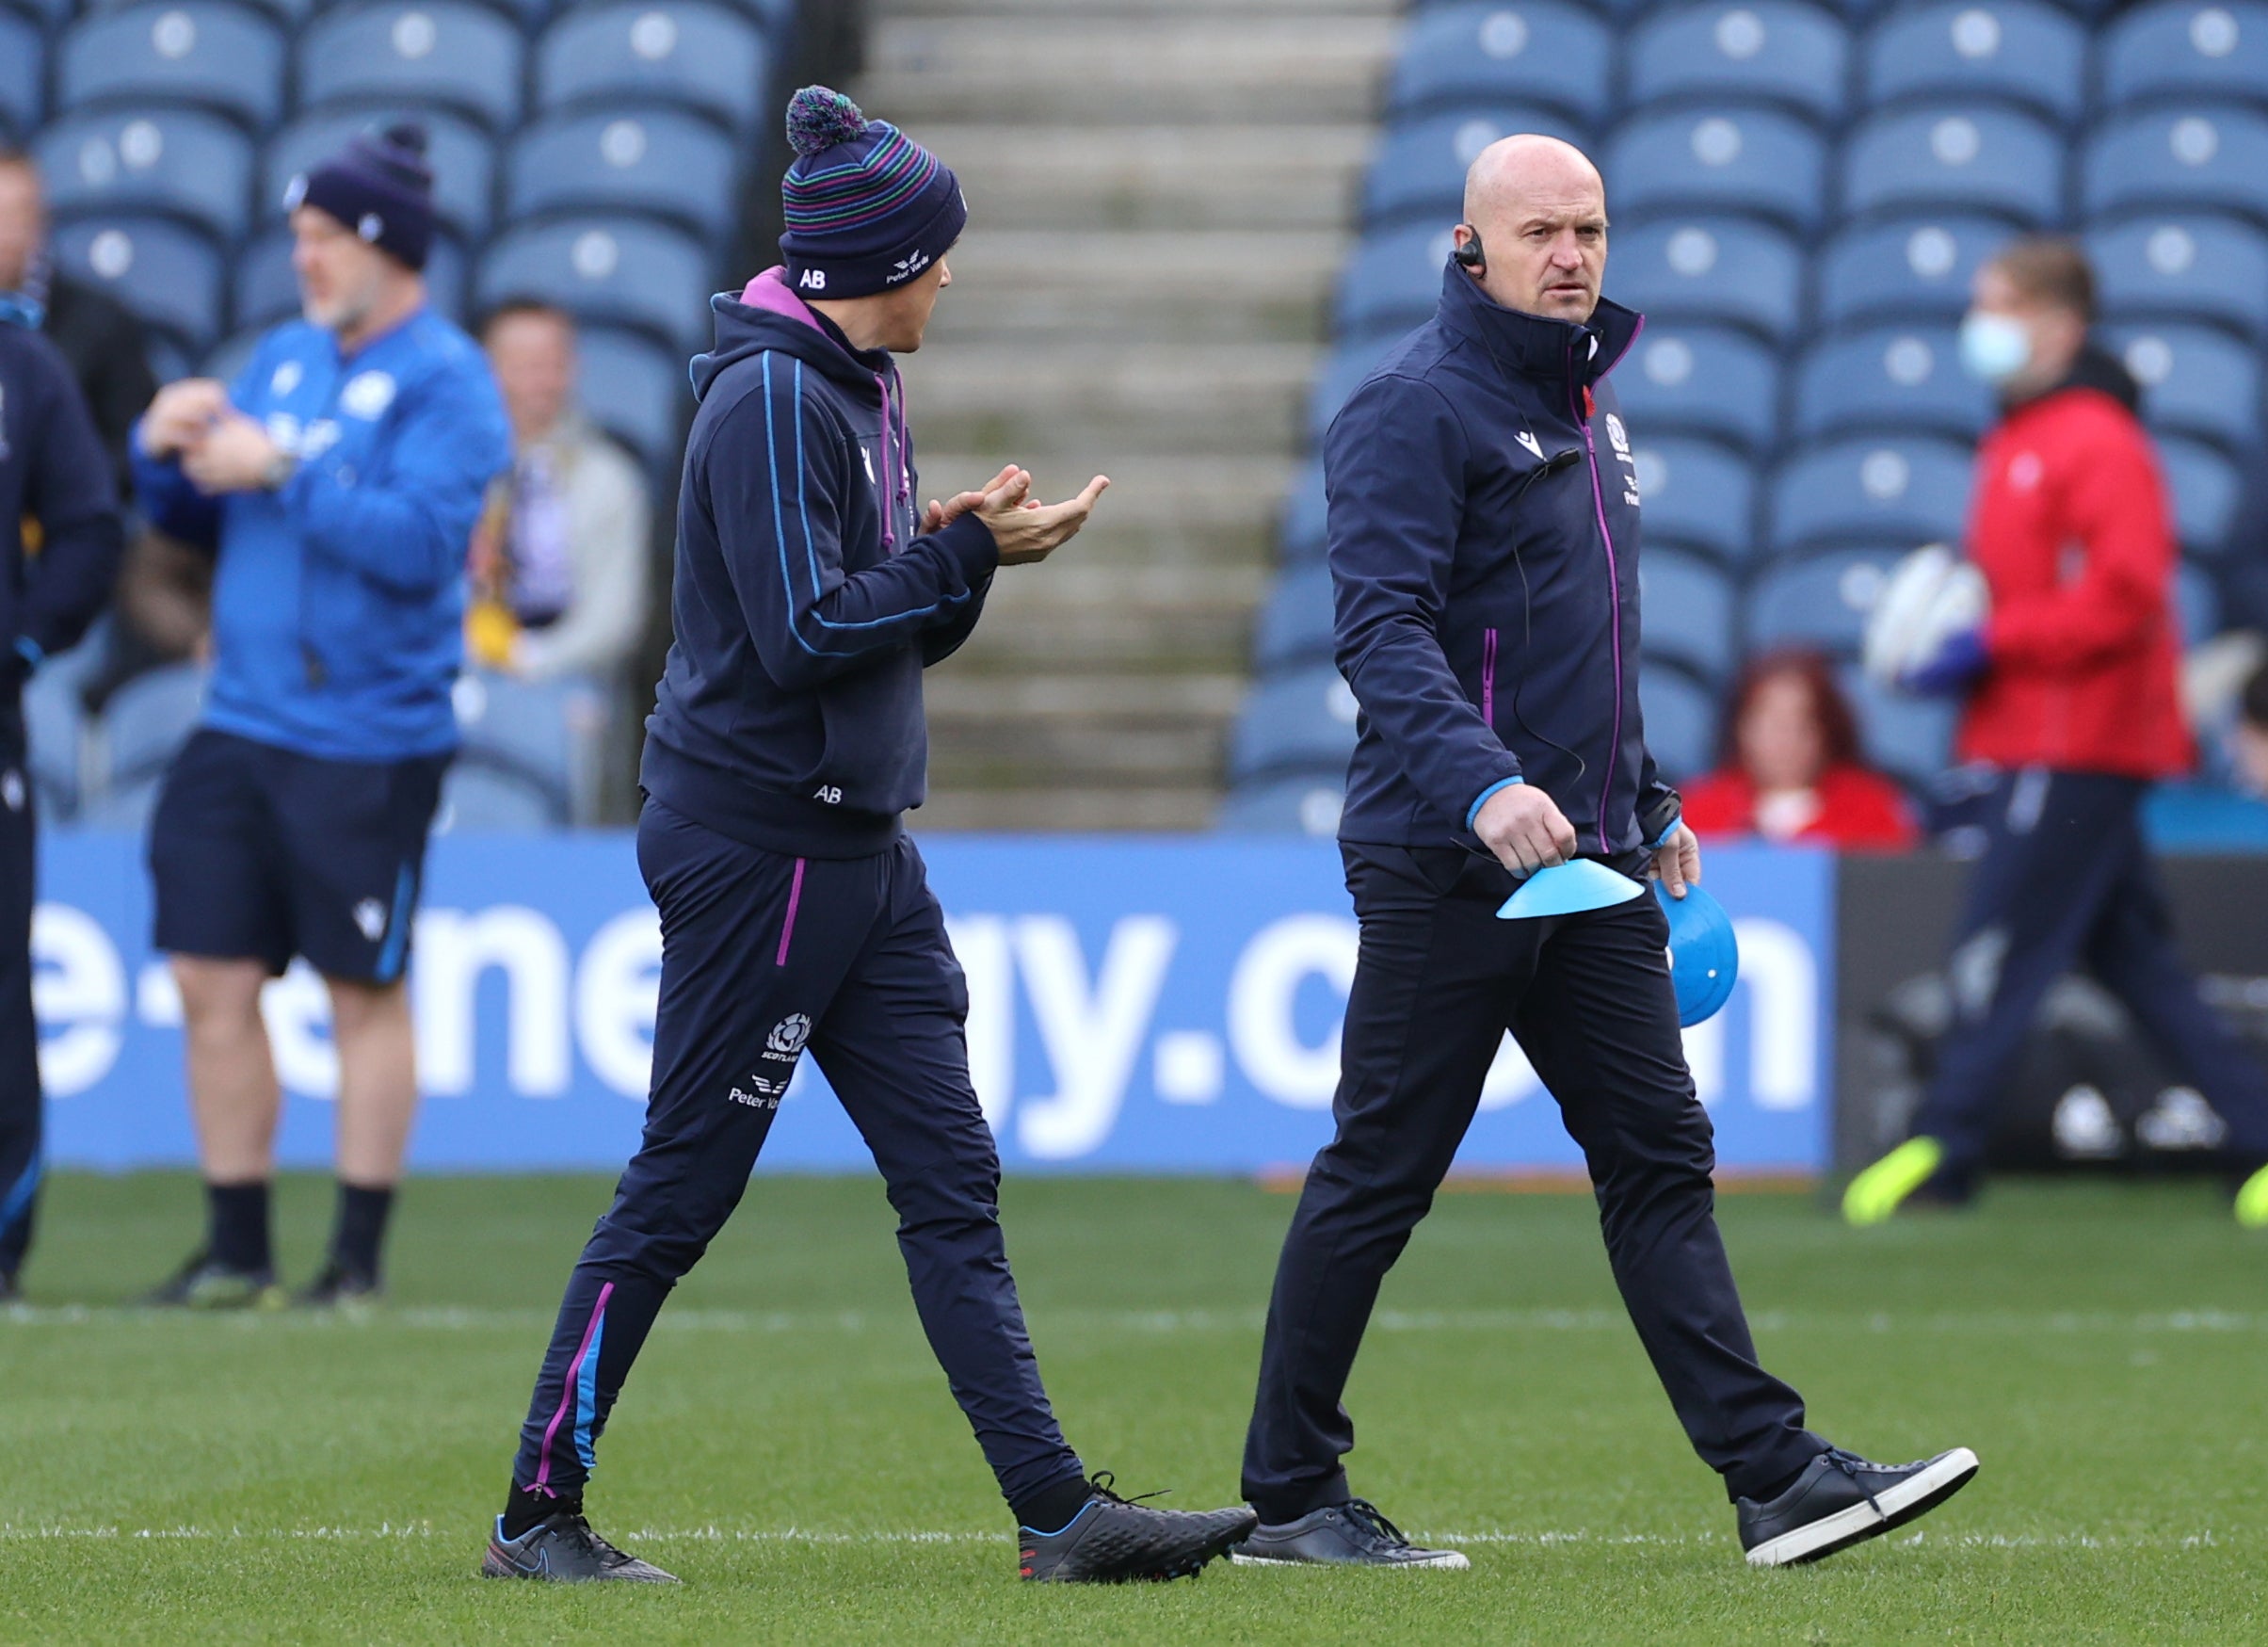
top-left (778, 87), bottom-right (966, 301)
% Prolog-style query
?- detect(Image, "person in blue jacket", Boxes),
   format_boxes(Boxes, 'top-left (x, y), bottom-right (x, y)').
top-left (129, 125), bottom-right (509, 1310)
top-left (1229, 136), bottom-right (1977, 1573)
top-left (0, 317), bottom-right (124, 1300)
top-left (480, 89), bottom-right (1256, 1587)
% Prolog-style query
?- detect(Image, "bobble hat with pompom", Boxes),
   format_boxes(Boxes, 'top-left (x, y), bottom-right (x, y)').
top-left (778, 87), bottom-right (967, 301)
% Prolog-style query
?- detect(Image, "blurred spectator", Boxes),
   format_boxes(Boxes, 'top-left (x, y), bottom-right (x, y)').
top-left (466, 300), bottom-right (650, 686)
top-left (2235, 661), bottom-right (2268, 799)
top-left (1681, 652), bottom-right (1917, 848)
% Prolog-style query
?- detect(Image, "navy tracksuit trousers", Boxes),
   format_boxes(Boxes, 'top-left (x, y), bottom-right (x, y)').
top-left (510, 799), bottom-right (1085, 1510)
top-left (1913, 769), bottom-right (2268, 1179)
top-left (1242, 844), bottom-right (1826, 1523)
top-left (0, 714), bottom-right (38, 1282)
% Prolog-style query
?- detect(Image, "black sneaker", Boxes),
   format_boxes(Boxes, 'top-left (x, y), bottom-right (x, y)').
top-left (1019, 1472), bottom-right (1257, 1583)
top-left (294, 1260), bottom-right (382, 1310)
top-left (481, 1511), bottom-right (679, 1583)
top-left (1739, 1445), bottom-right (1979, 1567)
top-left (1231, 1498), bottom-right (1470, 1570)
top-left (143, 1250), bottom-right (284, 1311)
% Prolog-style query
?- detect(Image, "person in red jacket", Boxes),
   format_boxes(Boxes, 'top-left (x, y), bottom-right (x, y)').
top-left (1682, 651), bottom-right (1918, 849)
top-left (1845, 238), bottom-right (2268, 1227)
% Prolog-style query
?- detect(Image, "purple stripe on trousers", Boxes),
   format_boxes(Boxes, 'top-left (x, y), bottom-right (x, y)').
top-left (533, 1280), bottom-right (613, 1494)
top-left (777, 857), bottom-right (807, 967)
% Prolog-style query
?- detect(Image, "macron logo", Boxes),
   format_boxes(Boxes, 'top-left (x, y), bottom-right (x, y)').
top-left (1516, 430), bottom-right (1545, 460)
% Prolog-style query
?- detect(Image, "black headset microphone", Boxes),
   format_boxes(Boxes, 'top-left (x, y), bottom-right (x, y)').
top-left (1453, 227), bottom-right (1486, 272)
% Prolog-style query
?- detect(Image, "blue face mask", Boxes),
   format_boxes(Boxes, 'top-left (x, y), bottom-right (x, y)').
top-left (1958, 311), bottom-right (2032, 384)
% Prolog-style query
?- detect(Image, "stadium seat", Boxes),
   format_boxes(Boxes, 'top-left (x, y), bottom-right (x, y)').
top-left (2100, 2), bottom-right (2268, 111)
top-left (1229, 664), bottom-right (1360, 783)
top-left (1769, 436), bottom-right (1973, 554)
top-left (1333, 223), bottom-right (1457, 343)
top-left (2178, 558), bottom-right (2221, 643)
top-left (1627, 2), bottom-right (1851, 123)
top-left (1253, 563), bottom-right (1336, 672)
top-left (1816, 215), bottom-right (2015, 328)
top-left (2158, 434), bottom-right (2240, 552)
top-left (1839, 665), bottom-right (1955, 786)
top-left (1841, 105), bottom-right (2065, 223)
top-left (48, 217), bottom-right (224, 349)
top-left (438, 760), bottom-right (565, 832)
top-left (1362, 107), bottom-right (1584, 229)
top-left (1629, 436), bottom-right (1760, 563)
top-left (35, 109), bottom-right (254, 244)
top-left (263, 109), bottom-right (495, 242)
top-left (1307, 334), bottom-right (1399, 444)
top-left (576, 326), bottom-right (690, 466)
top-left (75, 773), bottom-right (165, 834)
top-left (476, 217), bottom-right (713, 353)
top-left (507, 108), bottom-right (741, 244)
top-left (2087, 213), bottom-right (2268, 338)
top-left (235, 224), bottom-right (467, 331)
top-left (1637, 665), bottom-right (1716, 783)
top-left (1862, 0), bottom-right (2087, 124)
top-left (1215, 772), bottom-right (1347, 836)
top-left (1606, 218), bottom-right (1805, 343)
top-left (20, 665), bottom-right (85, 821)
top-left (202, 326), bottom-right (262, 388)
top-left (98, 662), bottom-right (206, 791)
top-left (0, 14), bottom-right (40, 140)
top-left (536, 2), bottom-right (770, 133)
top-left (57, 4), bottom-right (285, 132)
top-left (2104, 321), bottom-right (2263, 451)
top-left (1745, 546), bottom-right (1906, 656)
top-left (1386, 3), bottom-right (1614, 125)
top-left (1280, 460), bottom-right (1327, 563)
top-left (1636, 549), bottom-right (1735, 682)
top-left (1605, 106), bottom-right (1827, 230)
top-left (1611, 325), bottom-right (1781, 454)
top-left (298, 4), bottom-right (524, 133)
top-left (2082, 105), bottom-right (2268, 222)
top-left (452, 670), bottom-right (589, 820)
top-left (1793, 325), bottom-right (1992, 442)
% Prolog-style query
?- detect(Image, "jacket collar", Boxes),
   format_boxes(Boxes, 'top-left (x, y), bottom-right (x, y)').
top-left (1434, 259), bottom-right (1642, 398)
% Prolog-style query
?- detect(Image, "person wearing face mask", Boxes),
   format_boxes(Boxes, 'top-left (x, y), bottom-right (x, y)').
top-left (1843, 237), bottom-right (2268, 1228)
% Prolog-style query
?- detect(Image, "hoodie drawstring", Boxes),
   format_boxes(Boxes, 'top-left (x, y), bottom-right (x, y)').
top-left (873, 367), bottom-right (913, 553)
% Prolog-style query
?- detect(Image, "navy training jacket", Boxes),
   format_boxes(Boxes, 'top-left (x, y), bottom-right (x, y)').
top-left (640, 268), bottom-right (998, 858)
top-left (1328, 261), bottom-right (1679, 860)
top-left (1, 322), bottom-right (122, 703)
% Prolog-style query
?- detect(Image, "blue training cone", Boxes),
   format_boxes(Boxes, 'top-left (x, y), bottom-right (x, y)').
top-left (1494, 858), bottom-right (1647, 920)
top-left (1655, 880), bottom-right (1739, 1026)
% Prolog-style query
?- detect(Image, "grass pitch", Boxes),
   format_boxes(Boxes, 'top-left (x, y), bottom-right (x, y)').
top-left (3, 1171), bottom-right (2263, 1644)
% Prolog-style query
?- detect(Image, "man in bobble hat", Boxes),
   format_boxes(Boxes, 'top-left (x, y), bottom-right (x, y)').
top-left (132, 123), bottom-right (510, 1311)
top-left (482, 88), bottom-right (1256, 1587)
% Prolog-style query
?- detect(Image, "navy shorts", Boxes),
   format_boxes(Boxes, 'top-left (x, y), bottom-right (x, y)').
top-left (149, 729), bottom-right (448, 984)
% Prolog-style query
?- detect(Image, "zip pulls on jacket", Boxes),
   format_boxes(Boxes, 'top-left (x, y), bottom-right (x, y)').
top-left (1568, 325), bottom-right (1632, 858)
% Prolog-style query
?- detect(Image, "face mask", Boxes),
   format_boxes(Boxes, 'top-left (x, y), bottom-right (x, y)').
top-left (1958, 311), bottom-right (2032, 384)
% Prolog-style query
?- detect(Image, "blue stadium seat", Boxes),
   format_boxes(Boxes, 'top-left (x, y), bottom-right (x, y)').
top-left (1770, 436), bottom-right (1972, 554)
top-left (1307, 335), bottom-right (1398, 444)
top-left (49, 217), bottom-right (224, 348)
top-left (76, 774), bottom-right (165, 834)
top-left (2100, 2), bottom-right (2268, 110)
top-left (0, 14), bottom-right (40, 140)
top-left (1628, 436), bottom-right (1760, 562)
top-left (35, 109), bottom-right (254, 243)
top-left (1816, 215), bottom-right (2014, 328)
top-left (298, 5), bottom-right (524, 132)
top-left (1363, 107), bottom-right (1584, 229)
top-left (2178, 558), bottom-right (2221, 642)
top-left (2087, 213), bottom-right (2268, 337)
top-left (58, 4), bottom-right (284, 132)
top-left (2159, 434), bottom-right (2240, 551)
top-left (2083, 106), bottom-right (2268, 222)
top-left (576, 326), bottom-right (690, 465)
top-left (507, 108), bottom-right (741, 244)
top-left (1254, 563), bottom-right (1337, 670)
top-left (1638, 666), bottom-right (1716, 783)
top-left (1862, 0), bottom-right (2087, 123)
top-left (1611, 325), bottom-right (1781, 454)
top-left (1627, 3), bottom-right (1851, 123)
top-left (235, 224), bottom-right (467, 331)
top-left (1607, 218), bottom-right (1804, 343)
top-left (452, 671), bottom-right (581, 818)
top-left (1229, 664), bottom-right (1359, 783)
top-left (1606, 106), bottom-right (1827, 230)
top-left (1745, 546), bottom-right (1906, 655)
top-left (263, 109), bottom-right (495, 242)
top-left (1636, 549), bottom-right (1735, 682)
top-left (99, 663), bottom-right (207, 789)
top-left (1387, 3), bottom-right (1614, 125)
top-left (1793, 325), bottom-right (1991, 442)
top-left (2105, 321), bottom-right (2263, 450)
top-left (21, 665), bottom-right (86, 821)
top-left (438, 761), bottom-right (565, 832)
top-left (1334, 223), bottom-right (1456, 343)
top-left (1215, 773), bottom-right (1347, 837)
top-left (1839, 665), bottom-right (1955, 786)
top-left (476, 217), bottom-right (712, 353)
top-left (1280, 460), bottom-right (1327, 563)
top-left (149, 337), bottom-right (197, 386)
top-left (1842, 105), bottom-right (2065, 223)
top-left (202, 326), bottom-right (263, 387)
top-left (537, 3), bottom-right (770, 133)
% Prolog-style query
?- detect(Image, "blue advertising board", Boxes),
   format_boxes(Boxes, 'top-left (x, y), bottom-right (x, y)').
top-left (34, 834), bottom-right (1834, 1173)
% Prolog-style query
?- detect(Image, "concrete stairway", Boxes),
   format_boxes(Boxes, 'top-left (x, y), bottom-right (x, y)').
top-left (855, 0), bottom-right (1401, 830)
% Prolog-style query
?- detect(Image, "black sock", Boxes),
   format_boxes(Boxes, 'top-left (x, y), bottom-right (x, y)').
top-left (330, 1182), bottom-right (394, 1279)
top-left (1012, 1473), bottom-right (1095, 1534)
top-left (206, 1181), bottom-right (271, 1274)
top-left (501, 1483), bottom-right (574, 1540)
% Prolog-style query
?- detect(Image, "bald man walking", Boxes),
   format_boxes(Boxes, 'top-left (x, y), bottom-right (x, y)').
top-left (1230, 137), bottom-right (1976, 1571)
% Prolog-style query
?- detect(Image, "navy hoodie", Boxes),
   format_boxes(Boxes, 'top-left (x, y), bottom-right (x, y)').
top-left (2, 322), bottom-right (122, 705)
top-left (641, 268), bottom-right (998, 856)
top-left (1329, 261), bottom-right (1678, 860)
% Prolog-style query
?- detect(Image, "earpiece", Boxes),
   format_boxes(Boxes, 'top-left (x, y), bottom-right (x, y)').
top-left (1453, 228), bottom-right (1486, 272)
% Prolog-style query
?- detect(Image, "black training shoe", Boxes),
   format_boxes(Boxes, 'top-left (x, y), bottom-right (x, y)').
top-left (1739, 1445), bottom-right (1979, 1567)
top-left (143, 1250), bottom-right (284, 1311)
top-left (1019, 1472), bottom-right (1257, 1583)
top-left (294, 1260), bottom-right (382, 1310)
top-left (481, 1511), bottom-right (679, 1583)
top-left (1231, 1498), bottom-right (1470, 1570)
